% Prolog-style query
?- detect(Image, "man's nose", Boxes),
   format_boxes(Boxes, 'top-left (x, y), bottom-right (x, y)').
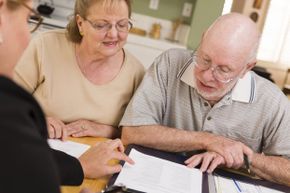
top-left (202, 66), bottom-right (216, 81)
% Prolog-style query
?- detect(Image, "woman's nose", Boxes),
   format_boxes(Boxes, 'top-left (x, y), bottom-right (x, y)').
top-left (106, 25), bottom-right (118, 37)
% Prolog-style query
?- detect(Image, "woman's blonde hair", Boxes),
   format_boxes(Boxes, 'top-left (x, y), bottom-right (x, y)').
top-left (66, 0), bottom-right (131, 43)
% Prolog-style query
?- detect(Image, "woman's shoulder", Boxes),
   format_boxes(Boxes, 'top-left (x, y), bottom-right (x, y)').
top-left (29, 29), bottom-right (73, 54)
top-left (36, 29), bottom-right (66, 37)
top-left (33, 29), bottom-right (69, 45)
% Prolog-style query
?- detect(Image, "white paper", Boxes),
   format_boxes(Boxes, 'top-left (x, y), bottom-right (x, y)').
top-left (48, 139), bottom-right (90, 158)
top-left (258, 186), bottom-right (286, 193)
top-left (214, 175), bottom-right (287, 193)
top-left (114, 149), bottom-right (202, 193)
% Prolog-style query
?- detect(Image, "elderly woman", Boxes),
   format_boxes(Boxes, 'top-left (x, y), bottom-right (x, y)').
top-left (0, 0), bottom-right (133, 192)
top-left (14, 0), bottom-right (145, 140)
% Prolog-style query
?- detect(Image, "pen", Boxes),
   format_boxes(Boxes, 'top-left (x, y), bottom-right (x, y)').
top-left (232, 178), bottom-right (242, 192)
top-left (244, 154), bottom-right (251, 174)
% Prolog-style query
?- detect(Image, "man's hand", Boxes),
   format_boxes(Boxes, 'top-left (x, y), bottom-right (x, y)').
top-left (185, 152), bottom-right (225, 173)
top-left (205, 134), bottom-right (253, 169)
top-left (79, 139), bottom-right (134, 179)
top-left (46, 116), bottom-right (68, 140)
top-left (66, 119), bottom-right (116, 138)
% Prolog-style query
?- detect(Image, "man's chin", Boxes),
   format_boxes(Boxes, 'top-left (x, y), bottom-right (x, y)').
top-left (196, 89), bottom-right (221, 101)
top-left (194, 79), bottom-right (225, 101)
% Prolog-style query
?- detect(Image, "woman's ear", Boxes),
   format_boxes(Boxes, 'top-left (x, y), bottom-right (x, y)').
top-left (0, 0), bottom-right (3, 45)
top-left (76, 14), bottom-right (84, 35)
top-left (0, 0), bottom-right (3, 9)
top-left (0, 31), bottom-right (3, 45)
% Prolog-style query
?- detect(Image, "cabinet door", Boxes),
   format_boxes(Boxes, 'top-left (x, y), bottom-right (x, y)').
top-left (125, 43), bottom-right (163, 69)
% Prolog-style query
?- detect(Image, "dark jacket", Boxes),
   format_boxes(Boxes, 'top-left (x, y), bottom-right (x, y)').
top-left (0, 76), bottom-right (83, 193)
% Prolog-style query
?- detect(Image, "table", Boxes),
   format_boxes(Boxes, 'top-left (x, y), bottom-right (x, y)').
top-left (61, 137), bottom-right (112, 193)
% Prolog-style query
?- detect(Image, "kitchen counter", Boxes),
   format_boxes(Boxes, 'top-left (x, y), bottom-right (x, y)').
top-left (125, 34), bottom-right (187, 68)
top-left (127, 33), bottom-right (186, 51)
top-left (42, 16), bottom-right (67, 28)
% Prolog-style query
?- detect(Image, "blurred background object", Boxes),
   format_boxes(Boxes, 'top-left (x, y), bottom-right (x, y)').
top-left (129, 27), bottom-right (147, 36)
top-left (149, 23), bottom-right (161, 39)
top-left (37, 0), bottom-right (55, 16)
top-left (168, 18), bottom-right (182, 42)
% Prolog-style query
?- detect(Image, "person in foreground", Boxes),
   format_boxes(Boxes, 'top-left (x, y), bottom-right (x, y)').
top-left (120, 13), bottom-right (290, 186)
top-left (0, 0), bottom-right (133, 193)
top-left (14, 0), bottom-right (145, 140)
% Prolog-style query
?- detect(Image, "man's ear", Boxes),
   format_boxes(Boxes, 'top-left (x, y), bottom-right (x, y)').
top-left (246, 61), bottom-right (256, 71)
top-left (241, 61), bottom-right (256, 77)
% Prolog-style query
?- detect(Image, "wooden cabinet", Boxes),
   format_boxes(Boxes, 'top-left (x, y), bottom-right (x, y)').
top-left (231, 0), bottom-right (270, 32)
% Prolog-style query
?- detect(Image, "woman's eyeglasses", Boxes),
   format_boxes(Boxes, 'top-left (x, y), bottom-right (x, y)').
top-left (11, 0), bottom-right (43, 33)
top-left (84, 18), bottom-right (133, 34)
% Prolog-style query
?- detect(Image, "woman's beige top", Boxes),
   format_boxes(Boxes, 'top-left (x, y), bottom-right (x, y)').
top-left (14, 30), bottom-right (145, 127)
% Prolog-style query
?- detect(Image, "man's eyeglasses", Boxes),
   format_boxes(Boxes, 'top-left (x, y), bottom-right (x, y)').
top-left (12, 0), bottom-right (43, 33)
top-left (84, 18), bottom-right (133, 33)
top-left (193, 53), bottom-right (235, 84)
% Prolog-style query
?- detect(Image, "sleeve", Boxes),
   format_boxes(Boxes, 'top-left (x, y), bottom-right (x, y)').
top-left (132, 62), bottom-right (145, 92)
top-left (0, 86), bottom-right (84, 193)
top-left (13, 35), bottom-right (44, 93)
top-left (119, 51), bottom-right (170, 126)
top-left (0, 97), bottom-right (61, 193)
top-left (262, 94), bottom-right (290, 159)
top-left (52, 150), bottom-right (84, 185)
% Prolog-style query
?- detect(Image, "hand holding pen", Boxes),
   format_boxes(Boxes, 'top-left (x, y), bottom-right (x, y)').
top-left (244, 154), bottom-right (251, 174)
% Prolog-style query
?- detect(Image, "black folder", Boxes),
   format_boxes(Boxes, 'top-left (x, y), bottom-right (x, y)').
top-left (108, 144), bottom-right (290, 193)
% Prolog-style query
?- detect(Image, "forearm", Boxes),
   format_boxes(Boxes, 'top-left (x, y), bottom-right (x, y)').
top-left (251, 153), bottom-right (290, 186)
top-left (121, 125), bottom-right (210, 152)
top-left (106, 125), bottom-right (120, 139)
top-left (91, 122), bottom-right (119, 138)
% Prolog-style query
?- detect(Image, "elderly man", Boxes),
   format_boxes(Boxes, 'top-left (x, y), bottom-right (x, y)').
top-left (120, 13), bottom-right (290, 186)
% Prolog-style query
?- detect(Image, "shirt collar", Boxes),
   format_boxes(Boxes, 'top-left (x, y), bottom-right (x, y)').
top-left (177, 61), bottom-right (256, 103)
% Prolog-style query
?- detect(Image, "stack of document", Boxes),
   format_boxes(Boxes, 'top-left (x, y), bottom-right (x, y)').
top-left (114, 149), bottom-right (202, 193)
top-left (113, 148), bottom-right (288, 193)
top-left (214, 175), bottom-right (286, 193)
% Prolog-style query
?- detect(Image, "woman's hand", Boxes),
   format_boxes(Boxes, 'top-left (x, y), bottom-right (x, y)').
top-left (185, 151), bottom-right (225, 173)
top-left (46, 117), bottom-right (68, 140)
top-left (79, 188), bottom-right (93, 193)
top-left (79, 139), bottom-right (134, 179)
top-left (66, 119), bottom-right (117, 138)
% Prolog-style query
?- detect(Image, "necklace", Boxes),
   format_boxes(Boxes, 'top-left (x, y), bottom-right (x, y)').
top-left (75, 47), bottom-right (88, 77)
